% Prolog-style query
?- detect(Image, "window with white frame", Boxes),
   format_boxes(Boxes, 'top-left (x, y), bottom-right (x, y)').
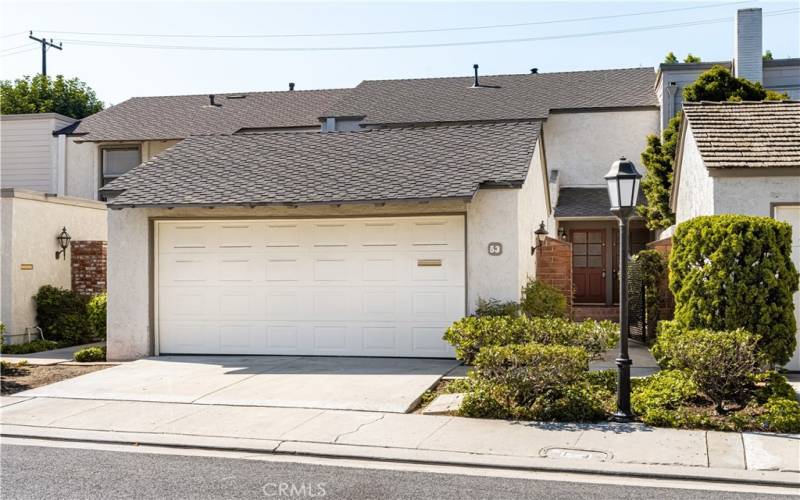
top-left (100, 146), bottom-right (141, 188)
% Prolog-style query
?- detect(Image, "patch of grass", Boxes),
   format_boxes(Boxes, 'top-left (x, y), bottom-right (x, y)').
top-left (1, 339), bottom-right (63, 355)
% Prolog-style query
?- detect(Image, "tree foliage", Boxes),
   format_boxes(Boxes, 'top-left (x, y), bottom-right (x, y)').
top-left (639, 66), bottom-right (788, 230)
top-left (763, 50), bottom-right (773, 61)
top-left (683, 53), bottom-right (701, 63)
top-left (663, 52), bottom-right (678, 63)
top-left (0, 74), bottom-right (104, 119)
top-left (669, 215), bottom-right (799, 365)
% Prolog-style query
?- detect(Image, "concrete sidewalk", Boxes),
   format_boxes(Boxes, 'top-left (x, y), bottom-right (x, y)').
top-left (1, 396), bottom-right (797, 487)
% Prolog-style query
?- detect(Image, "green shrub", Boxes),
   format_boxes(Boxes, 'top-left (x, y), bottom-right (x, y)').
top-left (632, 250), bottom-right (667, 337)
top-left (752, 371), bottom-right (798, 403)
top-left (33, 285), bottom-right (89, 343)
top-left (759, 398), bottom-right (800, 433)
top-left (443, 316), bottom-right (529, 364)
top-left (520, 279), bottom-right (567, 318)
top-left (527, 317), bottom-right (617, 360)
top-left (652, 325), bottom-right (761, 413)
top-left (86, 293), bottom-right (107, 339)
top-left (73, 346), bottom-right (106, 362)
top-left (669, 215), bottom-right (799, 365)
top-left (1, 339), bottom-right (61, 354)
top-left (586, 369), bottom-right (617, 393)
top-left (631, 370), bottom-right (698, 419)
top-left (473, 343), bottom-right (588, 407)
top-left (475, 298), bottom-right (519, 318)
top-left (523, 382), bottom-right (610, 422)
top-left (459, 380), bottom-right (512, 419)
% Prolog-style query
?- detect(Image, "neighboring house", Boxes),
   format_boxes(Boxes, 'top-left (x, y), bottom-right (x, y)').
top-left (0, 113), bottom-right (107, 343)
top-left (670, 100), bottom-right (800, 369)
top-left (655, 8), bottom-right (800, 131)
top-left (92, 66), bottom-right (658, 360)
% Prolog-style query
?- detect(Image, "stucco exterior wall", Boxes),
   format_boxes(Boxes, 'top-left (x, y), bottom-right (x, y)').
top-left (713, 174), bottom-right (800, 216)
top-left (674, 124), bottom-right (715, 225)
top-left (542, 109), bottom-right (658, 188)
top-left (0, 189), bottom-right (106, 342)
top-left (106, 193), bottom-right (530, 360)
top-left (517, 136), bottom-right (550, 289)
top-left (64, 139), bottom-right (181, 200)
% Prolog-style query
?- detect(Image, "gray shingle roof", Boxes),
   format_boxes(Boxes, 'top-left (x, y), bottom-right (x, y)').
top-left (323, 68), bottom-right (658, 125)
top-left (67, 89), bottom-right (349, 141)
top-left (683, 101), bottom-right (800, 169)
top-left (103, 122), bottom-right (541, 208)
top-left (554, 187), bottom-right (646, 218)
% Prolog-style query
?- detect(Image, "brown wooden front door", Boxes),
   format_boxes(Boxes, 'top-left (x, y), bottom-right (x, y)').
top-left (572, 229), bottom-right (606, 303)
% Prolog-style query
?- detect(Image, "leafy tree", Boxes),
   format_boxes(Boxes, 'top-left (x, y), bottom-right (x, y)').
top-left (763, 50), bottom-right (773, 61)
top-left (639, 66), bottom-right (788, 230)
top-left (683, 53), bottom-right (701, 63)
top-left (664, 52), bottom-right (678, 64)
top-left (0, 74), bottom-right (104, 119)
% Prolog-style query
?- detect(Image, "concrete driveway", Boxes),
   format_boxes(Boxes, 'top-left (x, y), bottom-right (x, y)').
top-left (14, 356), bottom-right (460, 413)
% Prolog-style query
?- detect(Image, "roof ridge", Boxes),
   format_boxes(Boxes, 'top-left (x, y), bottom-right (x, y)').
top-left (128, 87), bottom-right (352, 100)
top-left (685, 100), bottom-right (800, 106)
top-left (358, 66), bottom-right (654, 84)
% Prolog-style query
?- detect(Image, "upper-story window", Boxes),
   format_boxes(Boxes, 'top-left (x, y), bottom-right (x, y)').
top-left (100, 146), bottom-right (141, 187)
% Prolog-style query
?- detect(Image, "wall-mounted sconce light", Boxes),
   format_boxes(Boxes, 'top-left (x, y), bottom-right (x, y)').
top-left (55, 226), bottom-right (71, 260)
top-left (559, 227), bottom-right (568, 240)
top-left (531, 221), bottom-right (548, 255)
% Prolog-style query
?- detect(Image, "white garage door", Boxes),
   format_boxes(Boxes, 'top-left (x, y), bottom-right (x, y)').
top-left (156, 216), bottom-right (465, 357)
top-left (775, 205), bottom-right (800, 371)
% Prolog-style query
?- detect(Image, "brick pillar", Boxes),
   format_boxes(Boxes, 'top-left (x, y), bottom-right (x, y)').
top-left (536, 237), bottom-right (573, 316)
top-left (70, 240), bottom-right (108, 296)
top-left (646, 237), bottom-right (674, 321)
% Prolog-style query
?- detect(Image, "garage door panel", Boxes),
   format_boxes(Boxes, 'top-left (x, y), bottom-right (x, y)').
top-left (157, 216), bottom-right (464, 357)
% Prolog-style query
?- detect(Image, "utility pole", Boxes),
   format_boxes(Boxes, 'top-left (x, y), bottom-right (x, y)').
top-left (28, 31), bottom-right (62, 76)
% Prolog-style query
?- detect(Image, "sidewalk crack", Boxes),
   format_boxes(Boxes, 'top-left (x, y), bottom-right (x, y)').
top-left (333, 414), bottom-right (385, 443)
top-left (414, 417), bottom-right (452, 449)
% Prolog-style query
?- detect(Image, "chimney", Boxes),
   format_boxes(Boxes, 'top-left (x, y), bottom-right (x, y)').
top-left (289, 82), bottom-right (295, 91)
top-left (734, 8), bottom-right (762, 83)
top-left (472, 64), bottom-right (480, 87)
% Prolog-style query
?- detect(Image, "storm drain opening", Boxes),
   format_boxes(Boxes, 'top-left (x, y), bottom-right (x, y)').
top-left (540, 448), bottom-right (611, 461)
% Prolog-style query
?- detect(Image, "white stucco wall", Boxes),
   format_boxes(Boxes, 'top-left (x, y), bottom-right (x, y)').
top-left (713, 175), bottom-right (800, 216)
top-left (0, 190), bottom-right (107, 342)
top-left (64, 139), bottom-right (181, 200)
top-left (106, 189), bottom-right (538, 360)
top-left (517, 137), bottom-right (550, 289)
top-left (542, 109), bottom-right (658, 188)
top-left (674, 124), bottom-right (715, 225)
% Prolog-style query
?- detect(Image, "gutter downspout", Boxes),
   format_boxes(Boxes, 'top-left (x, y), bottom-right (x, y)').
top-left (56, 134), bottom-right (67, 196)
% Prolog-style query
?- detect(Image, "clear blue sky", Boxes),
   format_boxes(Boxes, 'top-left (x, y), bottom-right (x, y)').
top-left (1, 1), bottom-right (798, 105)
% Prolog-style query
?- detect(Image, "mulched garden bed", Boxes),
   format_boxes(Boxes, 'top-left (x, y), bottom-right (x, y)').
top-left (1, 362), bottom-right (112, 396)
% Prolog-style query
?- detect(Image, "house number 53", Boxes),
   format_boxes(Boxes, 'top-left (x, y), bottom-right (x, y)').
top-left (488, 242), bottom-right (503, 256)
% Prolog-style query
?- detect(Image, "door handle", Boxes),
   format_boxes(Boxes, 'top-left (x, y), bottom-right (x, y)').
top-left (602, 271), bottom-right (607, 279)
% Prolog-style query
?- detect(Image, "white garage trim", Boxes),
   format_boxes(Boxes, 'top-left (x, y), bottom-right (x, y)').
top-left (773, 202), bottom-right (800, 372)
top-left (152, 214), bottom-right (466, 358)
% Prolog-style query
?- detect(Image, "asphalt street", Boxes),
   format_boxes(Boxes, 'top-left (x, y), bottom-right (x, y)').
top-left (0, 443), bottom-right (789, 500)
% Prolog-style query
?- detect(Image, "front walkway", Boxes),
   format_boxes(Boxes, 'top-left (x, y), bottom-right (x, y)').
top-left (591, 339), bottom-right (659, 376)
top-left (1, 396), bottom-right (797, 486)
top-left (10, 356), bottom-right (459, 413)
top-left (0, 342), bottom-right (105, 366)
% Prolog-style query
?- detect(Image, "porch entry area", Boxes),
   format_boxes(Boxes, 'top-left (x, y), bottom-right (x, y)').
top-left (558, 220), bottom-right (650, 306)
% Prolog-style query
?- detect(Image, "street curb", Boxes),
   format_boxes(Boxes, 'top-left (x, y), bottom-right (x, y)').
top-left (2, 424), bottom-right (798, 489)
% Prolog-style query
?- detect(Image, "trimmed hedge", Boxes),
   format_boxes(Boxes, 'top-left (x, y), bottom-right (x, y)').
top-left (1, 339), bottom-right (62, 354)
top-left (520, 279), bottom-right (567, 318)
top-left (443, 316), bottom-right (617, 364)
top-left (34, 285), bottom-right (89, 343)
top-left (74, 346), bottom-right (106, 362)
top-left (86, 293), bottom-right (107, 339)
top-left (475, 298), bottom-right (520, 318)
top-left (669, 215), bottom-right (799, 365)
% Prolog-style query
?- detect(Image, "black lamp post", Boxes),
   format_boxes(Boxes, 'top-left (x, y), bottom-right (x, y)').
top-left (531, 221), bottom-right (549, 254)
top-left (55, 226), bottom-right (71, 260)
top-left (604, 157), bottom-right (642, 422)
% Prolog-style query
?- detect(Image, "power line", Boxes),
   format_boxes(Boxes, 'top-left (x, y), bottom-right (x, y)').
top-left (26, 1), bottom-right (750, 39)
top-left (53, 9), bottom-right (799, 53)
top-left (0, 47), bottom-right (38, 58)
top-left (0, 43), bottom-right (30, 53)
top-left (0, 31), bottom-right (27, 39)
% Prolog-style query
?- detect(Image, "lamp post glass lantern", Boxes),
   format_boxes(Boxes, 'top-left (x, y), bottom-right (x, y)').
top-left (604, 157), bottom-right (642, 421)
top-left (532, 221), bottom-right (548, 254)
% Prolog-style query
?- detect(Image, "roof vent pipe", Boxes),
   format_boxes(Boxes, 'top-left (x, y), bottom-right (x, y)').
top-left (289, 82), bottom-right (295, 91)
top-left (208, 94), bottom-right (221, 106)
top-left (530, 68), bottom-right (538, 74)
top-left (472, 64), bottom-right (480, 87)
